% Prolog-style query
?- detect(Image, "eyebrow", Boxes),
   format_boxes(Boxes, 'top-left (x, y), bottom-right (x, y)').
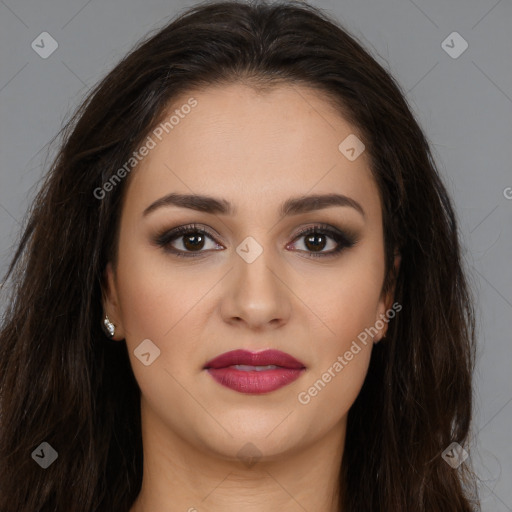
top-left (142, 192), bottom-right (365, 219)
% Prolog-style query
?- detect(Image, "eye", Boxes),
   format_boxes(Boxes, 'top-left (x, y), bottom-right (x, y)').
top-left (153, 223), bottom-right (358, 258)
top-left (153, 223), bottom-right (223, 257)
top-left (287, 224), bottom-right (357, 258)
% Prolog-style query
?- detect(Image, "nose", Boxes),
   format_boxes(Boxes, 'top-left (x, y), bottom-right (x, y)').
top-left (220, 242), bottom-right (292, 331)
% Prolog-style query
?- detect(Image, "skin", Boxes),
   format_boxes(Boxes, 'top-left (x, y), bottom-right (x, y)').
top-left (103, 82), bottom-right (400, 512)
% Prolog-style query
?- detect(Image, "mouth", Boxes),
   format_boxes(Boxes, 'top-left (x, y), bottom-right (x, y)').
top-left (203, 349), bottom-right (306, 394)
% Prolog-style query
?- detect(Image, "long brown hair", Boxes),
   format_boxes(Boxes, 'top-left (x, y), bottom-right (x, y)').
top-left (0, 1), bottom-right (479, 510)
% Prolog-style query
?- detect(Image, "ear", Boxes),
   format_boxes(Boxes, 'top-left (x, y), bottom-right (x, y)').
top-left (101, 262), bottom-right (125, 340)
top-left (374, 251), bottom-right (401, 343)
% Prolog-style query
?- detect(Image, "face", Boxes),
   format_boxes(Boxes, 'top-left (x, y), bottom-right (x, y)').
top-left (103, 82), bottom-right (398, 463)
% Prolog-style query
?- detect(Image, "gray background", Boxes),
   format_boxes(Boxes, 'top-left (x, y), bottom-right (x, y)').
top-left (0, 0), bottom-right (511, 509)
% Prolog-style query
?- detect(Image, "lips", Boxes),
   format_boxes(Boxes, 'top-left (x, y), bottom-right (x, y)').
top-left (203, 349), bottom-right (306, 394)
top-left (203, 349), bottom-right (305, 370)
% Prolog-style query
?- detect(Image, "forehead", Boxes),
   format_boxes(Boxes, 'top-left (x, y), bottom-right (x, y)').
top-left (122, 82), bottom-right (380, 221)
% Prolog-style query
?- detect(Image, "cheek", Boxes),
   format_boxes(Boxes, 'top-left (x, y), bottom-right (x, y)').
top-left (115, 228), bottom-right (181, 334)
top-left (307, 250), bottom-right (385, 351)
top-left (296, 272), bottom-right (379, 426)
top-left (115, 243), bottom-right (219, 368)
top-left (295, 246), bottom-right (384, 412)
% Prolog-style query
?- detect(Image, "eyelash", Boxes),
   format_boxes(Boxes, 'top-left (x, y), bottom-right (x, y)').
top-left (153, 223), bottom-right (358, 259)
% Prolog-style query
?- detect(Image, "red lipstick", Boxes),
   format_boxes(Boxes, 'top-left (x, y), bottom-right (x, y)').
top-left (203, 349), bottom-right (306, 394)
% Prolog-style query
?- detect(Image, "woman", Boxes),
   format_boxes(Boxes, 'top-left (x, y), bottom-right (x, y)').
top-left (0, 1), bottom-right (479, 510)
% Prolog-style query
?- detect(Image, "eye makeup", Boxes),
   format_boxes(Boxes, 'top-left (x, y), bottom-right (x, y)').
top-left (151, 222), bottom-right (359, 259)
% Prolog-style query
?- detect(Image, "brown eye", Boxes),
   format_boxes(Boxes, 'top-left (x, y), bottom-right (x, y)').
top-left (303, 232), bottom-right (328, 252)
top-left (154, 223), bottom-right (357, 259)
top-left (154, 224), bottom-right (223, 257)
top-left (288, 224), bottom-right (357, 258)
top-left (182, 232), bottom-right (206, 251)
